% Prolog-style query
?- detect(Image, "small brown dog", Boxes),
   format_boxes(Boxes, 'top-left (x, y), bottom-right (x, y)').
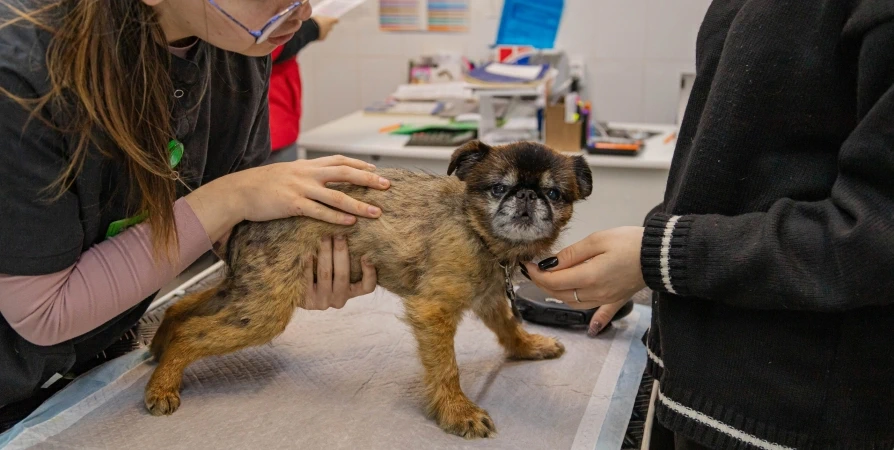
top-left (144, 140), bottom-right (593, 438)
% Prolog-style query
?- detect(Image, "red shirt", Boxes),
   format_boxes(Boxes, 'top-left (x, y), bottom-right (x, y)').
top-left (268, 45), bottom-right (303, 151)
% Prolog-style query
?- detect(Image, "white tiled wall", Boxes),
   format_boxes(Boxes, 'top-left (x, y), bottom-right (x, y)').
top-left (299, 0), bottom-right (712, 130)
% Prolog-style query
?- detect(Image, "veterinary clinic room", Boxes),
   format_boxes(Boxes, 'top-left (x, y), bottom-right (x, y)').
top-left (2, 0), bottom-right (893, 448)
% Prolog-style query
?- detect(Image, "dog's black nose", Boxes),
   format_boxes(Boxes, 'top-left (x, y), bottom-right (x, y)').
top-left (515, 189), bottom-right (537, 201)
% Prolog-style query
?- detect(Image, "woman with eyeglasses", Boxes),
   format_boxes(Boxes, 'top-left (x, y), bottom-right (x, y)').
top-left (0, 0), bottom-right (386, 428)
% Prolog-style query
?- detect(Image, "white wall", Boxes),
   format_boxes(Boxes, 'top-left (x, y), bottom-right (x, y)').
top-left (299, 0), bottom-right (711, 130)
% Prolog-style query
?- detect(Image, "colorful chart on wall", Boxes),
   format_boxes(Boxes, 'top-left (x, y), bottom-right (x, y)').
top-left (379, 0), bottom-right (469, 32)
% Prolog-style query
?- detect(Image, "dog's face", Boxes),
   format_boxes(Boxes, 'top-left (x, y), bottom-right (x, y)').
top-left (448, 141), bottom-right (593, 249)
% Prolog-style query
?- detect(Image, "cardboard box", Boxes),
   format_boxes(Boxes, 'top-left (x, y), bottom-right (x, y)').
top-left (544, 102), bottom-right (583, 153)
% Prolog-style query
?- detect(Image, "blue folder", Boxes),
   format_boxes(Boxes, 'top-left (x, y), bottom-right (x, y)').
top-left (494, 0), bottom-right (565, 49)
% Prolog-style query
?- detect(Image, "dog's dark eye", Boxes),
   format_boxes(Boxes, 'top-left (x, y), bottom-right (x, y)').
top-left (546, 188), bottom-right (561, 201)
top-left (491, 184), bottom-right (507, 195)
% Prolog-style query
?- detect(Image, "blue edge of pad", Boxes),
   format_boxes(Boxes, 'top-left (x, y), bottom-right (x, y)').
top-left (1, 305), bottom-right (651, 449)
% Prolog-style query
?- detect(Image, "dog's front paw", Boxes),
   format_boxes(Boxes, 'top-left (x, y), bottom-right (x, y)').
top-left (145, 388), bottom-right (181, 416)
top-left (510, 334), bottom-right (565, 360)
top-left (435, 401), bottom-right (497, 439)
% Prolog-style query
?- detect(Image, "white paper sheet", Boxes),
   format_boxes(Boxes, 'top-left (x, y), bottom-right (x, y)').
top-left (312, 0), bottom-right (368, 18)
top-left (392, 82), bottom-right (473, 101)
top-left (484, 63), bottom-right (544, 81)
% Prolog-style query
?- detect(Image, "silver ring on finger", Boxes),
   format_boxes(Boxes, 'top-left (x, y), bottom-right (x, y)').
top-left (573, 289), bottom-right (581, 303)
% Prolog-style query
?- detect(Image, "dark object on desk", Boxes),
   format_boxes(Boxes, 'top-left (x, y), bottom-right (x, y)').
top-left (586, 137), bottom-right (644, 157)
top-left (585, 125), bottom-right (661, 156)
top-left (514, 281), bottom-right (634, 328)
top-left (603, 127), bottom-right (660, 141)
top-left (406, 130), bottom-right (476, 146)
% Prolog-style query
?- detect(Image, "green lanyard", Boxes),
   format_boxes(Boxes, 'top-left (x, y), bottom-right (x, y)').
top-left (105, 140), bottom-right (184, 238)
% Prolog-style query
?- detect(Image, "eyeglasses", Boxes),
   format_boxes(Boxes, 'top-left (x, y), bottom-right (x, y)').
top-left (206, 0), bottom-right (306, 44)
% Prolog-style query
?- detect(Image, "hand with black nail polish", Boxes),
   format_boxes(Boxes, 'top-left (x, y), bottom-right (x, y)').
top-left (538, 257), bottom-right (559, 271)
top-left (523, 227), bottom-right (646, 323)
top-left (519, 264), bottom-right (532, 280)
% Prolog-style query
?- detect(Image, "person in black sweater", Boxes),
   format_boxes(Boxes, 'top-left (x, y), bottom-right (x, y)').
top-left (526, 1), bottom-right (894, 448)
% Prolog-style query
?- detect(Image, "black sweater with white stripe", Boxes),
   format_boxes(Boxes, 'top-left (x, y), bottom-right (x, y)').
top-left (640, 1), bottom-right (894, 448)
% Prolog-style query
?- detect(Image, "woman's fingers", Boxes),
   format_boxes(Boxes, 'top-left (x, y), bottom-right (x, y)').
top-left (524, 261), bottom-right (597, 293)
top-left (536, 232), bottom-right (605, 272)
top-left (316, 165), bottom-right (389, 190)
top-left (304, 155), bottom-right (374, 171)
top-left (307, 186), bottom-right (382, 219)
top-left (531, 284), bottom-right (607, 311)
top-left (294, 198), bottom-right (357, 225)
top-left (315, 166), bottom-right (390, 190)
top-left (351, 256), bottom-right (377, 296)
top-left (302, 255), bottom-right (323, 310)
top-left (588, 299), bottom-right (630, 337)
top-left (331, 236), bottom-right (351, 308)
top-left (316, 237), bottom-right (334, 293)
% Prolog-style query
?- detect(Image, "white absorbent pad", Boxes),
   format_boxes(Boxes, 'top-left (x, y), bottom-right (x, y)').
top-left (1, 267), bottom-right (651, 450)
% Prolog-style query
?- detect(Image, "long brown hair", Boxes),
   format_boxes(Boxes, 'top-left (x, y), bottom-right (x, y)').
top-left (1, 0), bottom-right (180, 258)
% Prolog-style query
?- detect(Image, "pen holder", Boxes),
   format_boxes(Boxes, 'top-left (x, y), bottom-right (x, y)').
top-left (544, 102), bottom-right (584, 153)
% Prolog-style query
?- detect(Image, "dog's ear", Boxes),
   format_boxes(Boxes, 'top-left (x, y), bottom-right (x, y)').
top-left (571, 155), bottom-right (593, 199)
top-left (448, 140), bottom-right (492, 181)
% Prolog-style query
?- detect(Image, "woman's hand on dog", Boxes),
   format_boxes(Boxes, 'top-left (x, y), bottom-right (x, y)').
top-left (235, 156), bottom-right (391, 224)
top-left (186, 156), bottom-right (390, 243)
top-left (524, 226), bottom-right (646, 336)
top-left (302, 236), bottom-right (376, 310)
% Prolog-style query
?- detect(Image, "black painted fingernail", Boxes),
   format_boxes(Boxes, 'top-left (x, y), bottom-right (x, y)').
top-left (519, 265), bottom-right (531, 280)
top-left (538, 257), bottom-right (559, 271)
top-left (588, 321), bottom-right (603, 338)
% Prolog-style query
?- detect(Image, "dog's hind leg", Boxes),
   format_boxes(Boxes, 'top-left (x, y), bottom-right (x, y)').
top-left (149, 286), bottom-right (220, 361)
top-left (144, 262), bottom-right (308, 416)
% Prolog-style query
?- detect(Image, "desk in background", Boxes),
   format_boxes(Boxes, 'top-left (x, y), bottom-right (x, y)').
top-left (300, 111), bottom-right (676, 249)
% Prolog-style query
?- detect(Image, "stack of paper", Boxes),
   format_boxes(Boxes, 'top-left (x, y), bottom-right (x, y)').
top-left (465, 63), bottom-right (550, 88)
top-left (363, 101), bottom-right (444, 116)
top-left (391, 82), bottom-right (474, 101)
top-left (484, 63), bottom-right (545, 81)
